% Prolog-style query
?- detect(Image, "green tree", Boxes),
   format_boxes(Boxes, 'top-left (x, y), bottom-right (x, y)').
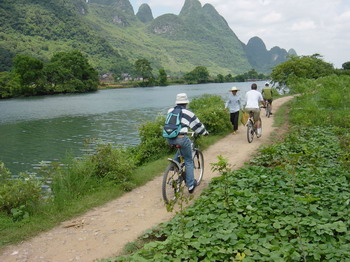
top-left (193, 66), bottom-right (209, 83)
top-left (215, 74), bottom-right (224, 83)
top-left (13, 55), bottom-right (45, 95)
top-left (0, 72), bottom-right (20, 98)
top-left (134, 58), bottom-right (153, 82)
top-left (158, 68), bottom-right (168, 86)
top-left (185, 66), bottom-right (210, 84)
top-left (342, 61), bottom-right (350, 70)
top-left (246, 69), bottom-right (259, 80)
top-left (44, 50), bottom-right (99, 93)
top-left (271, 54), bottom-right (334, 86)
top-left (224, 74), bottom-right (234, 82)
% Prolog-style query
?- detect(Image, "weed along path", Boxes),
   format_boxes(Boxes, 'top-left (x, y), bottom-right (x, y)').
top-left (0, 96), bottom-right (294, 262)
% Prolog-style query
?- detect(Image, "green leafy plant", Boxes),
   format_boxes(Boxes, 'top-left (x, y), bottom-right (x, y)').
top-left (0, 167), bottom-right (42, 215)
top-left (10, 205), bottom-right (29, 222)
top-left (108, 126), bottom-right (350, 261)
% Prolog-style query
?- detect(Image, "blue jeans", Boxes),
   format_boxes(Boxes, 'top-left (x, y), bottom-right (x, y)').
top-left (167, 136), bottom-right (194, 188)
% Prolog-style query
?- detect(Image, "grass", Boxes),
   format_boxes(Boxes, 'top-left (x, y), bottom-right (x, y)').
top-left (272, 98), bottom-right (292, 128)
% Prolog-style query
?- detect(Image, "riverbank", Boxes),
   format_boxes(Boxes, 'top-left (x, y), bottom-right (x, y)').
top-left (0, 96), bottom-right (294, 262)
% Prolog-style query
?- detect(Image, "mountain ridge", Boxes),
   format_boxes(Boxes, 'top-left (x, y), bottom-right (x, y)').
top-left (0, 0), bottom-right (295, 75)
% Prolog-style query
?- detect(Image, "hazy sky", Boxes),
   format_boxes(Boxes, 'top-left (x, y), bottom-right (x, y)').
top-left (130, 0), bottom-right (350, 68)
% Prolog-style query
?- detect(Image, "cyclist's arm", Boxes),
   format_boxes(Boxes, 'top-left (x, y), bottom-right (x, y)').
top-left (259, 93), bottom-right (266, 107)
top-left (183, 109), bottom-right (208, 135)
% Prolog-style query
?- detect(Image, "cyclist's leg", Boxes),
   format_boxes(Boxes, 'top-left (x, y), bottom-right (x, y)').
top-left (252, 109), bottom-right (260, 127)
top-left (167, 137), bottom-right (181, 162)
top-left (253, 109), bottom-right (262, 136)
top-left (178, 137), bottom-right (195, 188)
top-left (269, 99), bottom-right (273, 113)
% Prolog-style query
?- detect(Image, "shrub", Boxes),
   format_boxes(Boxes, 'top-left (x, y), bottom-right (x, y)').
top-left (132, 115), bottom-right (171, 165)
top-left (190, 94), bottom-right (231, 134)
top-left (0, 162), bottom-right (42, 214)
top-left (91, 144), bottom-right (135, 183)
top-left (289, 75), bottom-right (350, 128)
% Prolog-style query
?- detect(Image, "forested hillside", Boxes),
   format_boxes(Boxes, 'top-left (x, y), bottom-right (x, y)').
top-left (0, 0), bottom-right (294, 76)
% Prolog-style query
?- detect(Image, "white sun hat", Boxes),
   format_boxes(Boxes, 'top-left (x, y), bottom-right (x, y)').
top-left (175, 93), bottom-right (189, 104)
top-left (229, 86), bottom-right (239, 91)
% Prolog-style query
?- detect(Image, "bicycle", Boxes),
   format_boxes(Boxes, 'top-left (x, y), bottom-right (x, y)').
top-left (162, 132), bottom-right (204, 204)
top-left (265, 100), bottom-right (271, 118)
top-left (246, 110), bottom-right (262, 143)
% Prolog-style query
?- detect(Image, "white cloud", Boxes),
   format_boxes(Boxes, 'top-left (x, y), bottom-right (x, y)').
top-left (261, 12), bottom-right (282, 24)
top-left (130, 0), bottom-right (350, 67)
top-left (290, 20), bottom-right (316, 31)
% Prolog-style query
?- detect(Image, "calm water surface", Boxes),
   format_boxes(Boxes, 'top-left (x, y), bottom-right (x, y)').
top-left (0, 82), bottom-right (263, 174)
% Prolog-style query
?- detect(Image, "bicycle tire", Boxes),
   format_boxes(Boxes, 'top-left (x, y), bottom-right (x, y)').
top-left (162, 163), bottom-right (183, 204)
top-left (266, 103), bottom-right (271, 118)
top-left (193, 150), bottom-right (204, 185)
top-left (247, 120), bottom-right (254, 143)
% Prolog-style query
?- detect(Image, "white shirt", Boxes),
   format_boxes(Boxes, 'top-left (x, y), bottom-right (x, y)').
top-left (225, 94), bottom-right (241, 113)
top-left (245, 90), bottom-right (264, 109)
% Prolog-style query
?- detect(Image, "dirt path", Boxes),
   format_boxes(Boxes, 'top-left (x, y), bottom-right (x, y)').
top-left (0, 96), bottom-right (293, 262)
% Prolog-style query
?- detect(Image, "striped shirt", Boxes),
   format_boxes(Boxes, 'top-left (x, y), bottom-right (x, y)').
top-left (167, 106), bottom-right (207, 135)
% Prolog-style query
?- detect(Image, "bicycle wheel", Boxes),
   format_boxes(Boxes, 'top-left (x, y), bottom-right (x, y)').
top-left (162, 163), bottom-right (183, 204)
top-left (193, 150), bottom-right (204, 185)
top-left (247, 120), bottom-right (254, 143)
top-left (266, 103), bottom-right (271, 118)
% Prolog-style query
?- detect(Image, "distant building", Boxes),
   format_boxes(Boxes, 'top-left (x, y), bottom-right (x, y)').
top-left (100, 72), bottom-right (114, 82)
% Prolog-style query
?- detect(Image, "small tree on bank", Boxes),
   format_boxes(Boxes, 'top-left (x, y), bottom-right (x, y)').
top-left (184, 66), bottom-right (209, 84)
top-left (134, 58), bottom-right (153, 86)
top-left (158, 68), bottom-right (168, 86)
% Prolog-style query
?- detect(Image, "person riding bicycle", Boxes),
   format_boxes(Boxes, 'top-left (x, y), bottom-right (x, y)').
top-left (165, 93), bottom-right (209, 193)
top-left (244, 83), bottom-right (264, 138)
top-left (262, 82), bottom-right (273, 114)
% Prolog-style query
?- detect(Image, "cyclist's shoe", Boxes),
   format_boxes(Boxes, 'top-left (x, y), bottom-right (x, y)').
top-left (257, 128), bottom-right (262, 138)
top-left (188, 180), bottom-right (197, 194)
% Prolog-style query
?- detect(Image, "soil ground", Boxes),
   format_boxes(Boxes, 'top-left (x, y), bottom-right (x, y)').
top-left (0, 96), bottom-right (293, 262)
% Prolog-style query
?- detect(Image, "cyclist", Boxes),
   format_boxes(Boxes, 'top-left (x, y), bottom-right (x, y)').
top-left (244, 83), bottom-right (264, 138)
top-left (165, 93), bottom-right (209, 193)
top-left (262, 82), bottom-right (273, 114)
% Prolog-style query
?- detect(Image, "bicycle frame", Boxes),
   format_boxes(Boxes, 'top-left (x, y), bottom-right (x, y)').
top-left (167, 150), bottom-right (183, 173)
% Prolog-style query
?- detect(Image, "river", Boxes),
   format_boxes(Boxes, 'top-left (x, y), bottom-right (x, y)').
top-left (0, 81), bottom-right (264, 175)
